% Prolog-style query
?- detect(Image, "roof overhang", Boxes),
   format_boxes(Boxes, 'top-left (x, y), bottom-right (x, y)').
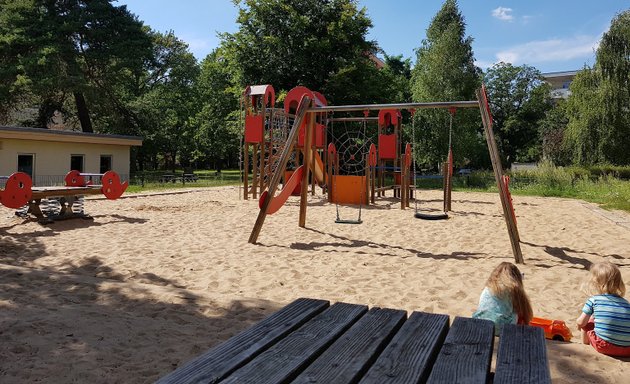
top-left (0, 126), bottom-right (143, 146)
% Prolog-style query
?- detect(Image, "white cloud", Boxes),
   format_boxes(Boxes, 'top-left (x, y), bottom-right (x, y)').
top-left (474, 59), bottom-right (495, 70)
top-left (184, 38), bottom-right (210, 51)
top-left (521, 15), bottom-right (533, 25)
top-left (495, 35), bottom-right (601, 65)
top-left (492, 7), bottom-right (514, 22)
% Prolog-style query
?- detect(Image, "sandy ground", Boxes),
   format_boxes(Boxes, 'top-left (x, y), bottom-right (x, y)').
top-left (0, 186), bottom-right (629, 383)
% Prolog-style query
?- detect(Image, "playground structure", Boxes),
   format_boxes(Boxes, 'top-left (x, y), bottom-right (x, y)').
top-left (244, 84), bottom-right (522, 263)
top-left (242, 85), bottom-right (328, 202)
top-left (242, 86), bottom-right (416, 212)
top-left (242, 84), bottom-right (275, 200)
top-left (0, 170), bottom-right (128, 222)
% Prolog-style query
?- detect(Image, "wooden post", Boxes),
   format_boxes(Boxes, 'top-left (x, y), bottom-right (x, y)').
top-left (311, 146), bottom-right (323, 196)
top-left (327, 145), bottom-right (334, 203)
top-left (476, 88), bottom-right (523, 264)
top-left (243, 143), bottom-right (249, 200)
top-left (442, 161), bottom-right (448, 212)
top-left (248, 96), bottom-right (311, 244)
top-left (365, 155), bottom-right (370, 206)
top-left (299, 103), bottom-right (314, 228)
top-left (259, 136), bottom-right (265, 196)
top-left (444, 148), bottom-right (453, 212)
top-left (401, 152), bottom-right (406, 209)
top-left (370, 164), bottom-right (375, 204)
top-left (252, 143), bottom-right (259, 199)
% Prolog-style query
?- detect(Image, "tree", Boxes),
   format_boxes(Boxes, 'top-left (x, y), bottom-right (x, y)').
top-left (194, 49), bottom-right (241, 170)
top-left (221, 0), bottom-right (380, 104)
top-left (564, 68), bottom-right (606, 165)
top-left (483, 62), bottom-right (552, 166)
top-left (539, 100), bottom-right (570, 166)
top-left (124, 31), bottom-right (201, 171)
top-left (593, 10), bottom-right (630, 165)
top-left (410, 0), bottom-right (483, 169)
top-left (0, 0), bottom-right (152, 132)
top-left (565, 10), bottom-right (630, 165)
top-left (383, 54), bottom-right (412, 104)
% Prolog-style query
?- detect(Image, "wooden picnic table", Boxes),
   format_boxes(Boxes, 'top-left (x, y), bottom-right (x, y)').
top-left (157, 298), bottom-right (551, 384)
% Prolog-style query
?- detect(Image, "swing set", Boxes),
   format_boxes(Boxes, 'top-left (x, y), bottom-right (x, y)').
top-left (247, 85), bottom-right (524, 264)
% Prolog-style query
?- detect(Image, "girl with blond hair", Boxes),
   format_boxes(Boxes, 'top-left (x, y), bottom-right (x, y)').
top-left (576, 261), bottom-right (630, 356)
top-left (473, 262), bottom-right (533, 331)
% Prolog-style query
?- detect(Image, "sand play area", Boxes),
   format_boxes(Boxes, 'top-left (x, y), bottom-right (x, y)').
top-left (1, 186), bottom-right (629, 383)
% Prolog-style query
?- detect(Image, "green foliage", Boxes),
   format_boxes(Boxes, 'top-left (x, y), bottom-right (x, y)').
top-left (194, 49), bottom-right (241, 168)
top-left (222, 0), bottom-right (383, 104)
top-left (565, 10), bottom-right (630, 166)
top-left (483, 62), bottom-right (552, 166)
top-left (508, 164), bottom-right (630, 211)
top-left (0, 0), bottom-right (153, 131)
top-left (410, 0), bottom-right (483, 170)
top-left (539, 100), bottom-right (570, 165)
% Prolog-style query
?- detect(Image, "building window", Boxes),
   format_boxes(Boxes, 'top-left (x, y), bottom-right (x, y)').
top-left (17, 154), bottom-right (35, 177)
top-left (70, 154), bottom-right (84, 172)
top-left (100, 155), bottom-right (112, 174)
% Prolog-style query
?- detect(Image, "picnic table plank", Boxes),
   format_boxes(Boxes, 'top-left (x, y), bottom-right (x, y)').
top-left (292, 307), bottom-right (407, 384)
top-left (426, 316), bottom-right (494, 384)
top-left (494, 324), bottom-right (551, 384)
top-left (359, 311), bottom-right (449, 384)
top-left (221, 302), bottom-right (368, 384)
top-left (156, 298), bottom-right (329, 384)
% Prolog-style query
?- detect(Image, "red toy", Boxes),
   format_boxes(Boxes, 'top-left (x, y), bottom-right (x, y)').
top-left (530, 317), bottom-right (572, 342)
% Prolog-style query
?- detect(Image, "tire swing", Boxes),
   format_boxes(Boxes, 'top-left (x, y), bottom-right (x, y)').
top-left (412, 109), bottom-right (449, 220)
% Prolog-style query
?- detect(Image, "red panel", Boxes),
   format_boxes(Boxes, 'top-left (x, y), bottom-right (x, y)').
top-left (297, 117), bottom-right (319, 148)
top-left (378, 134), bottom-right (397, 160)
top-left (378, 109), bottom-right (400, 128)
top-left (284, 86), bottom-right (314, 114)
top-left (245, 115), bottom-right (264, 144)
top-left (369, 144), bottom-right (377, 166)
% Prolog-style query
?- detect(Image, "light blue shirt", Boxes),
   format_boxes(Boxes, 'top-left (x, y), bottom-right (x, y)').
top-left (472, 287), bottom-right (517, 331)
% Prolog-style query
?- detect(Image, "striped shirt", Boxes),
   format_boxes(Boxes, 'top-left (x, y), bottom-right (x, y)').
top-left (582, 294), bottom-right (630, 346)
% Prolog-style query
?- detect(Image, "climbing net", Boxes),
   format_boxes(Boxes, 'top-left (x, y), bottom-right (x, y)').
top-left (331, 127), bottom-right (372, 175)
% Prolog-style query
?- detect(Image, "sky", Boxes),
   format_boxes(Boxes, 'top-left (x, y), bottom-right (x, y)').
top-left (117, 0), bottom-right (628, 73)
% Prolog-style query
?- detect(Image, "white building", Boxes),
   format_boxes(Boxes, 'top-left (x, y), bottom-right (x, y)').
top-left (0, 126), bottom-right (142, 186)
top-left (542, 70), bottom-right (579, 100)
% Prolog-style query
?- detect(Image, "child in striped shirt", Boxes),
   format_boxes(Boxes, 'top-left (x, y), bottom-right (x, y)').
top-left (576, 261), bottom-right (630, 356)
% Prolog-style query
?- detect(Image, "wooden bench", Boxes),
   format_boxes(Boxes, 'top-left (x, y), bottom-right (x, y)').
top-left (183, 173), bottom-right (198, 182)
top-left (160, 174), bottom-right (178, 183)
top-left (157, 298), bottom-right (551, 384)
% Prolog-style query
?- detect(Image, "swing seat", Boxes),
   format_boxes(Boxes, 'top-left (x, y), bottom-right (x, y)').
top-left (335, 218), bottom-right (363, 224)
top-left (414, 212), bottom-right (448, 220)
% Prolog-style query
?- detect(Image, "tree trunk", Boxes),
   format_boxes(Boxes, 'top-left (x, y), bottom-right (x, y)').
top-left (74, 91), bottom-right (93, 133)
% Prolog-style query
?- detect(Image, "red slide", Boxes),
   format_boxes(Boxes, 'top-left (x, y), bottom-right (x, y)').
top-left (259, 165), bottom-right (305, 214)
